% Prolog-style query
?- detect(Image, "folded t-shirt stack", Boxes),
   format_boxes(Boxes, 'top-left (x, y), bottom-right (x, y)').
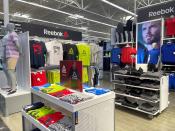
top-left (138, 103), bottom-right (158, 113)
top-left (60, 93), bottom-right (92, 104)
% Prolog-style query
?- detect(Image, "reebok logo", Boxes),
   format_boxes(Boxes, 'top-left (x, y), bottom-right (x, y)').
top-left (62, 65), bottom-right (67, 74)
top-left (68, 48), bottom-right (74, 55)
top-left (72, 72), bottom-right (78, 80)
top-left (149, 7), bottom-right (174, 17)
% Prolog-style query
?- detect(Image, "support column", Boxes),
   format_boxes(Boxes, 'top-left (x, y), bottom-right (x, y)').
top-left (3, 0), bottom-right (9, 26)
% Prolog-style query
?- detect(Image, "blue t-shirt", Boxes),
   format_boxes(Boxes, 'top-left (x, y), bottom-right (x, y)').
top-left (169, 74), bottom-right (175, 90)
top-left (111, 48), bottom-right (121, 64)
top-left (148, 48), bottom-right (160, 64)
top-left (161, 43), bottom-right (175, 64)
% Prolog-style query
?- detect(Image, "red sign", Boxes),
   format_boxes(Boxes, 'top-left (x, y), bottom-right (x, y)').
top-left (60, 60), bottom-right (82, 92)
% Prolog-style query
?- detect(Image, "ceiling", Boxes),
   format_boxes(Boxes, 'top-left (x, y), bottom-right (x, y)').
top-left (0, 0), bottom-right (172, 40)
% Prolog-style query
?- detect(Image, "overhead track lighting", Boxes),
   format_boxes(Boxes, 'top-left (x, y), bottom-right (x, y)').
top-left (101, 0), bottom-right (137, 17)
top-left (16, 0), bottom-right (116, 27)
top-left (0, 11), bottom-right (110, 35)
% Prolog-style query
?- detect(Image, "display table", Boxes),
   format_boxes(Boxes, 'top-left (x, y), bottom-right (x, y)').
top-left (22, 88), bottom-right (115, 131)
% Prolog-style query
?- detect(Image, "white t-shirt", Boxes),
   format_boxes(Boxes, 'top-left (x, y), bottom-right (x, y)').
top-left (89, 43), bottom-right (99, 64)
top-left (45, 40), bottom-right (63, 65)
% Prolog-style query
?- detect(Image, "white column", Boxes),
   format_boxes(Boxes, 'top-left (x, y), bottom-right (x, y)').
top-left (3, 0), bottom-right (9, 26)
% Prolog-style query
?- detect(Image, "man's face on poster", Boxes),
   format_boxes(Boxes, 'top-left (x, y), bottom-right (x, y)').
top-left (142, 21), bottom-right (161, 45)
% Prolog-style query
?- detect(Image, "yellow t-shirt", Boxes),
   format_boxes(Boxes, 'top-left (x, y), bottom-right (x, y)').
top-left (83, 67), bottom-right (88, 83)
top-left (76, 44), bottom-right (91, 66)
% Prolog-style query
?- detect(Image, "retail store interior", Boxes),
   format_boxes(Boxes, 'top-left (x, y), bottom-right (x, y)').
top-left (0, 0), bottom-right (175, 131)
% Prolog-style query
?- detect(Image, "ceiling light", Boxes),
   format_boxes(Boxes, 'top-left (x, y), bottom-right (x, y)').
top-left (13, 12), bottom-right (30, 18)
top-left (82, 34), bottom-right (110, 40)
top-left (0, 11), bottom-right (110, 36)
top-left (68, 14), bottom-right (84, 19)
top-left (79, 26), bottom-right (88, 30)
top-left (101, 0), bottom-right (137, 17)
top-left (16, 0), bottom-right (116, 27)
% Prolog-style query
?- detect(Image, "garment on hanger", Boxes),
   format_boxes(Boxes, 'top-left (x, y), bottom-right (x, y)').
top-left (111, 28), bottom-right (117, 45)
top-left (121, 46), bottom-right (137, 64)
top-left (161, 42), bottom-right (175, 64)
top-left (76, 43), bottom-right (91, 66)
top-left (30, 40), bottom-right (47, 68)
top-left (83, 67), bottom-right (89, 83)
top-left (63, 44), bottom-right (78, 60)
top-left (165, 17), bottom-right (175, 36)
top-left (111, 48), bottom-right (121, 64)
top-left (45, 40), bottom-right (63, 65)
top-left (31, 70), bottom-right (48, 86)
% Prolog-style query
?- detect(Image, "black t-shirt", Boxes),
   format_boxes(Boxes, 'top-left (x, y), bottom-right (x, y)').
top-left (117, 22), bottom-right (124, 33)
top-left (30, 40), bottom-right (47, 69)
top-left (126, 20), bottom-right (133, 31)
top-left (63, 44), bottom-right (78, 60)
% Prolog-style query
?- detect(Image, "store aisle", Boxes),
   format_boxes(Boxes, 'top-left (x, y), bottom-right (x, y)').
top-left (0, 75), bottom-right (175, 131)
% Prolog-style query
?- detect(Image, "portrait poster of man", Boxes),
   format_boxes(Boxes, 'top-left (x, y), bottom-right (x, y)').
top-left (137, 19), bottom-right (162, 64)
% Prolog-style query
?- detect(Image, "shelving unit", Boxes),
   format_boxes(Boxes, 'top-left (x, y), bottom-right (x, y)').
top-left (115, 92), bottom-right (159, 103)
top-left (114, 73), bottom-right (160, 81)
top-left (22, 88), bottom-right (115, 131)
top-left (114, 83), bottom-right (160, 91)
top-left (113, 72), bottom-right (169, 118)
top-left (115, 102), bottom-right (159, 116)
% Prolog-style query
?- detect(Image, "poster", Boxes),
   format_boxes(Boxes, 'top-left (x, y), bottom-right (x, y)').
top-left (60, 60), bottom-right (82, 92)
top-left (137, 19), bottom-right (162, 64)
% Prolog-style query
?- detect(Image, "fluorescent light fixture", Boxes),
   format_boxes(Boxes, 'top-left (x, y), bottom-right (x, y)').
top-left (16, 0), bottom-right (116, 27)
top-left (79, 26), bottom-right (88, 30)
top-left (83, 34), bottom-right (110, 40)
top-left (13, 12), bottom-right (30, 18)
top-left (101, 0), bottom-right (137, 17)
top-left (0, 11), bottom-right (110, 36)
top-left (68, 14), bottom-right (84, 19)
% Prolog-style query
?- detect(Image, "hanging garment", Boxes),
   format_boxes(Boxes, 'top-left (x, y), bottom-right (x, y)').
top-left (165, 17), bottom-right (175, 36)
top-left (169, 74), bottom-right (175, 90)
top-left (47, 69), bottom-right (60, 84)
top-left (111, 48), bottom-right (121, 64)
top-left (31, 70), bottom-right (48, 86)
top-left (111, 28), bottom-right (117, 45)
top-left (30, 40), bottom-right (47, 69)
top-left (161, 43), bottom-right (175, 64)
top-left (45, 41), bottom-right (63, 65)
top-left (76, 43), bottom-right (91, 66)
top-left (148, 48), bottom-right (160, 64)
top-left (63, 44), bottom-right (78, 60)
top-left (83, 67), bottom-right (89, 83)
top-left (121, 47), bottom-right (137, 64)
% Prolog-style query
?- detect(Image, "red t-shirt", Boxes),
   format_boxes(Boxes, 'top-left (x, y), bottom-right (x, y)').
top-left (31, 70), bottom-right (48, 86)
top-left (121, 47), bottom-right (137, 64)
top-left (165, 18), bottom-right (175, 36)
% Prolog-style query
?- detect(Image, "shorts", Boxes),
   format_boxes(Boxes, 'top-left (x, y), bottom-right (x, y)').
top-left (6, 57), bottom-right (18, 70)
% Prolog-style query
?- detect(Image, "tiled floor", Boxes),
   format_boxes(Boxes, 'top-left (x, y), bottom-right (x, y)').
top-left (0, 72), bottom-right (175, 131)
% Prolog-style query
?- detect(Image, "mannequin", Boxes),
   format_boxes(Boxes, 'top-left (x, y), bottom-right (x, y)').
top-left (147, 42), bottom-right (160, 72)
top-left (2, 23), bottom-right (21, 95)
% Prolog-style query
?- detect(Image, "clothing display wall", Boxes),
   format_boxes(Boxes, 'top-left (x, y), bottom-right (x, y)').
top-left (111, 20), bottom-right (136, 45)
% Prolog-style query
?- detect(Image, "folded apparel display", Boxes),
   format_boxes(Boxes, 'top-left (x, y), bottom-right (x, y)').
top-left (129, 89), bottom-right (142, 97)
top-left (49, 89), bottom-right (74, 97)
top-left (140, 91), bottom-right (159, 101)
top-left (138, 103), bottom-right (158, 113)
top-left (126, 67), bottom-right (143, 76)
top-left (27, 106), bottom-right (55, 119)
top-left (85, 88), bottom-right (110, 95)
top-left (41, 85), bottom-right (65, 94)
top-left (31, 70), bottom-right (48, 86)
top-left (169, 74), bottom-right (175, 90)
top-left (60, 93), bottom-right (92, 104)
top-left (38, 112), bottom-right (64, 127)
top-left (115, 96), bottom-right (125, 103)
top-left (49, 116), bottom-right (72, 131)
top-left (122, 98), bottom-right (138, 108)
top-left (141, 72), bottom-right (160, 79)
top-left (24, 102), bottom-right (45, 112)
top-left (32, 83), bottom-right (51, 91)
top-left (124, 78), bottom-right (142, 85)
